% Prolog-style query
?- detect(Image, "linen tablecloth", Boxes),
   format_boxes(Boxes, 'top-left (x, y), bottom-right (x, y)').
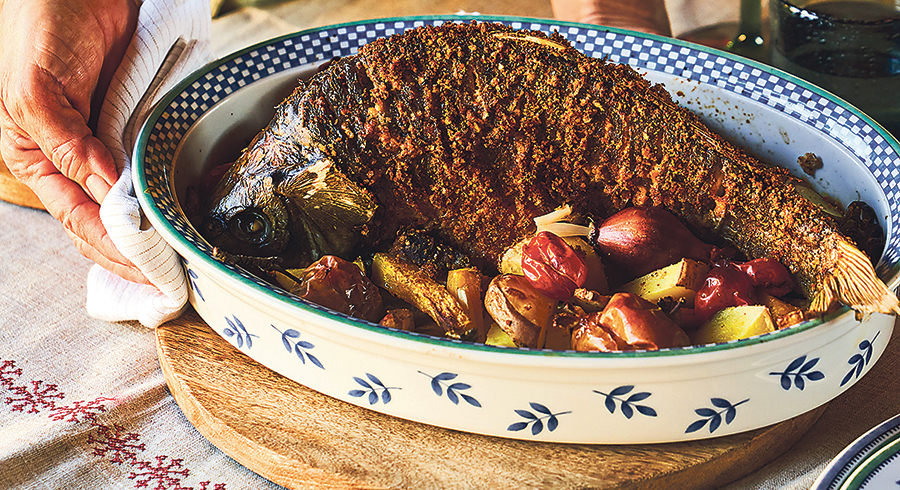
top-left (3, 1), bottom-right (900, 489)
top-left (0, 205), bottom-right (282, 489)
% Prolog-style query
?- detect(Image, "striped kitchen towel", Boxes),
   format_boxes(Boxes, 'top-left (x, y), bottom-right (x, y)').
top-left (86, 0), bottom-right (212, 328)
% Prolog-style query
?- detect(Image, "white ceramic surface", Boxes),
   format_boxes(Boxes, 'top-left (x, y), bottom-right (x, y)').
top-left (135, 16), bottom-right (900, 443)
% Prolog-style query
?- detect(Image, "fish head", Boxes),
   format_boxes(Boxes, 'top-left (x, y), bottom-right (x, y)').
top-left (201, 130), bottom-right (377, 269)
top-left (201, 155), bottom-right (294, 262)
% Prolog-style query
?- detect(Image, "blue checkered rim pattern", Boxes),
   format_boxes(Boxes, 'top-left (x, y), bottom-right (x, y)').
top-left (138, 15), bottom-right (900, 327)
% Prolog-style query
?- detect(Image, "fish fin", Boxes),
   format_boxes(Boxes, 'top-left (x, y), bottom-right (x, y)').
top-left (281, 159), bottom-right (378, 260)
top-left (286, 159), bottom-right (377, 226)
top-left (811, 239), bottom-right (900, 316)
top-left (491, 32), bottom-right (568, 51)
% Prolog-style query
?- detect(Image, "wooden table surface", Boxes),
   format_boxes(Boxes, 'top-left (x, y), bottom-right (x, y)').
top-left (2, 1), bottom-right (897, 488)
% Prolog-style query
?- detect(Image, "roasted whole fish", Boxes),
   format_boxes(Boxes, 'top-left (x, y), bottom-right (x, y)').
top-left (202, 21), bottom-right (899, 317)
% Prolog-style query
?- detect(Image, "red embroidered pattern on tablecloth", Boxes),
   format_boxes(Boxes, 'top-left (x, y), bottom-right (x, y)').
top-left (1, 359), bottom-right (227, 490)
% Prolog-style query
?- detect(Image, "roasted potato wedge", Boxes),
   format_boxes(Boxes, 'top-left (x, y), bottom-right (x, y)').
top-left (484, 274), bottom-right (556, 348)
top-left (447, 268), bottom-right (487, 342)
top-left (619, 258), bottom-right (709, 304)
top-left (691, 305), bottom-right (775, 344)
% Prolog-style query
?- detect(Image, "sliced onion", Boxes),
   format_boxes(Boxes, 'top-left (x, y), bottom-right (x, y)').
top-left (533, 205), bottom-right (573, 227)
top-left (533, 205), bottom-right (591, 237)
top-left (537, 221), bottom-right (591, 237)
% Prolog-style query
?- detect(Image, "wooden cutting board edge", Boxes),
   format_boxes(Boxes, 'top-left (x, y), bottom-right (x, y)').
top-left (157, 308), bottom-right (827, 490)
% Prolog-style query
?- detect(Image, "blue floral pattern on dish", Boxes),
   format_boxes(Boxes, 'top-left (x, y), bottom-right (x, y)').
top-left (686, 398), bottom-right (749, 434)
top-left (594, 386), bottom-right (657, 418)
top-left (271, 325), bottom-right (324, 369)
top-left (183, 261), bottom-right (204, 302)
top-left (508, 403), bottom-right (572, 435)
top-left (770, 355), bottom-right (825, 391)
top-left (841, 331), bottom-right (880, 387)
top-left (222, 315), bottom-right (257, 350)
top-left (349, 373), bottom-right (398, 405)
top-left (420, 371), bottom-right (481, 407)
top-left (132, 15), bottom-right (900, 444)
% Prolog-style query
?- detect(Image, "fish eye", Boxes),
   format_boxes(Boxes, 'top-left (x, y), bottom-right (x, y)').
top-left (229, 208), bottom-right (272, 245)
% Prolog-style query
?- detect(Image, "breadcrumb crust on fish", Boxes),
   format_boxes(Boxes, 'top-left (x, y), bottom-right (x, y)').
top-left (207, 21), bottom-right (899, 316)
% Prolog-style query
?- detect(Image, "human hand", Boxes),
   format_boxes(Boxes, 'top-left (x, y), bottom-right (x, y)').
top-left (551, 0), bottom-right (673, 36)
top-left (0, 0), bottom-right (146, 283)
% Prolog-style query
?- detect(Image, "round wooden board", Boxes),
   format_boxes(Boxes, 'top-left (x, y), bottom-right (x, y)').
top-left (157, 308), bottom-right (826, 490)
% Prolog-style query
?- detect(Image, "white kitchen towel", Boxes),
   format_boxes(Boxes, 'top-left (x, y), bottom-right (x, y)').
top-left (86, 0), bottom-right (213, 328)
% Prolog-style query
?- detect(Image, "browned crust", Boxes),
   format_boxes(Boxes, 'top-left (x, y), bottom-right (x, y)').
top-left (259, 22), bottom-right (896, 313)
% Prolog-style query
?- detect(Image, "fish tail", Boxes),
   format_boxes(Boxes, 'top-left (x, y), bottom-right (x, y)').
top-left (810, 238), bottom-right (900, 316)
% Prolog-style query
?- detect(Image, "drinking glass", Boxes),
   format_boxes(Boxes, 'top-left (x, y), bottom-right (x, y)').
top-left (768, 0), bottom-right (900, 138)
top-left (727, 0), bottom-right (769, 62)
top-left (678, 0), bottom-right (770, 63)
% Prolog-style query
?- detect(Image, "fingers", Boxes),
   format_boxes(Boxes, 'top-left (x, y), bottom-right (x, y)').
top-left (42, 167), bottom-right (149, 285)
top-left (5, 71), bottom-right (119, 194)
top-left (1, 131), bottom-right (149, 285)
top-left (0, 0), bottom-right (146, 286)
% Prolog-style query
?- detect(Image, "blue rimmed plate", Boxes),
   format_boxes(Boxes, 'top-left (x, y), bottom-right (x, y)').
top-left (134, 15), bottom-right (899, 443)
top-left (813, 414), bottom-right (900, 489)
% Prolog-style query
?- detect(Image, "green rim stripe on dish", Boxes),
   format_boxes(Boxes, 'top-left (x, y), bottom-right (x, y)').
top-left (131, 15), bottom-right (871, 359)
top-left (840, 428), bottom-right (900, 489)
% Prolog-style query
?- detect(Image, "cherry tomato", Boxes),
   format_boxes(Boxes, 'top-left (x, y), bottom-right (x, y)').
top-left (599, 293), bottom-right (691, 350)
top-left (291, 255), bottom-right (383, 322)
top-left (522, 231), bottom-right (587, 301)
top-left (572, 293), bottom-right (690, 351)
top-left (694, 266), bottom-right (755, 322)
top-left (730, 258), bottom-right (794, 296)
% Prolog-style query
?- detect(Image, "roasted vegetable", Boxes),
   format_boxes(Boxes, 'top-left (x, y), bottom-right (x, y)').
top-left (571, 317), bottom-right (620, 352)
top-left (691, 305), bottom-right (775, 344)
top-left (619, 258), bottom-right (709, 304)
top-left (370, 253), bottom-right (474, 338)
top-left (498, 239), bottom-right (525, 276)
top-left (447, 268), bottom-right (487, 342)
top-left (760, 294), bottom-right (806, 329)
top-left (838, 200), bottom-right (886, 266)
top-left (589, 207), bottom-right (716, 280)
top-left (282, 255), bottom-right (383, 322)
top-left (694, 266), bottom-right (756, 322)
top-left (380, 308), bottom-right (416, 331)
top-left (203, 21), bottom-right (898, 321)
top-left (522, 231), bottom-right (587, 301)
top-left (566, 237), bottom-right (609, 294)
top-left (500, 234), bottom-right (607, 294)
top-left (486, 322), bottom-right (517, 347)
top-left (727, 258), bottom-right (794, 296)
top-left (389, 231), bottom-right (470, 280)
top-left (572, 292), bottom-right (689, 351)
top-left (484, 274), bottom-right (557, 348)
top-left (571, 288), bottom-right (611, 313)
top-left (660, 301), bottom-right (706, 332)
top-left (543, 319), bottom-right (575, 351)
